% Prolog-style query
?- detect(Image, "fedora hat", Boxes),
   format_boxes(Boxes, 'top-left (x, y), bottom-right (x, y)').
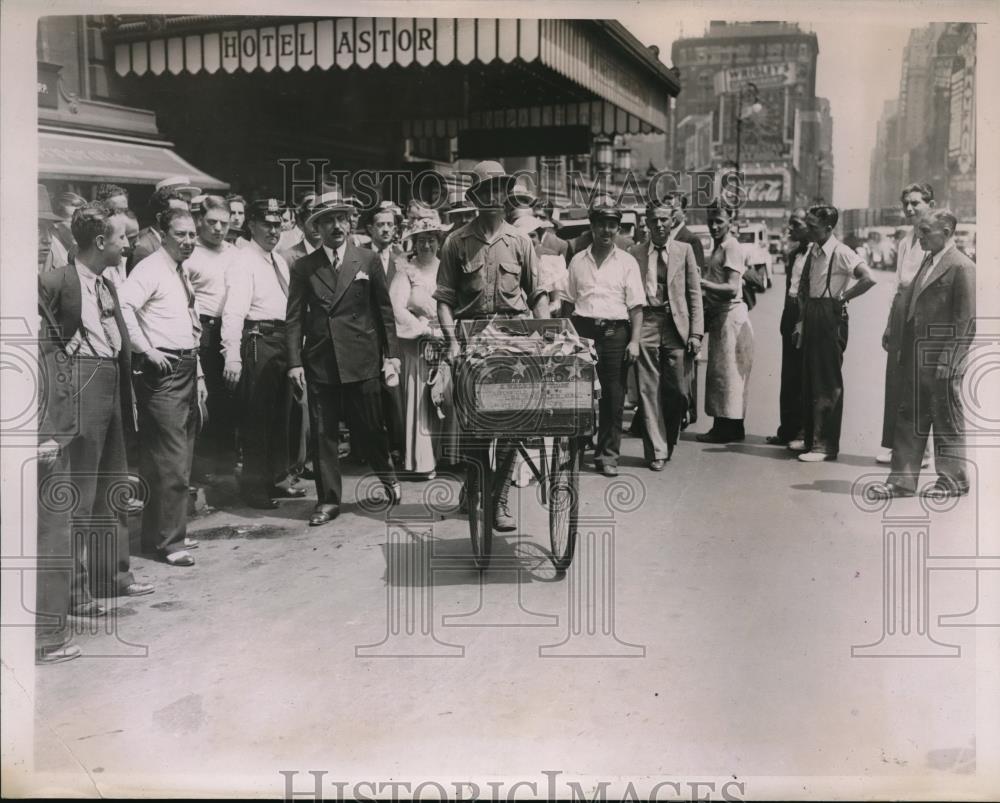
top-left (465, 160), bottom-right (516, 203)
top-left (37, 185), bottom-right (61, 222)
top-left (306, 190), bottom-right (355, 227)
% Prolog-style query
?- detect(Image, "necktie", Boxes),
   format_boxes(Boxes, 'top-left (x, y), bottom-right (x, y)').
top-left (330, 251), bottom-right (339, 277)
top-left (647, 246), bottom-right (665, 303)
top-left (95, 277), bottom-right (122, 355)
top-left (798, 249), bottom-right (815, 299)
top-left (270, 252), bottom-right (288, 297)
top-left (915, 251), bottom-right (935, 292)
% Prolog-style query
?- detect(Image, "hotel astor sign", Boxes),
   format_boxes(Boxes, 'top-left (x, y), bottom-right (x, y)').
top-left (115, 18), bottom-right (542, 76)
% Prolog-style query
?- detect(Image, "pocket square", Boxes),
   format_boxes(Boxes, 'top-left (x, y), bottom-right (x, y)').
top-left (353, 270), bottom-right (369, 282)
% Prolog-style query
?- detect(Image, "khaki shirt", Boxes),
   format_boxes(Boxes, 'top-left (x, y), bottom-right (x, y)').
top-left (434, 218), bottom-right (544, 319)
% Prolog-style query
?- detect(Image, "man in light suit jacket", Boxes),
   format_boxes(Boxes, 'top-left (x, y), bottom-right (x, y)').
top-left (875, 209), bottom-right (976, 498)
top-left (286, 191), bottom-right (401, 526)
top-left (38, 204), bottom-right (153, 612)
top-left (627, 201), bottom-right (705, 468)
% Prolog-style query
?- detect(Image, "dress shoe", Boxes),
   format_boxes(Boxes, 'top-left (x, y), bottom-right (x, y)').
top-left (787, 439), bottom-right (807, 452)
top-left (69, 600), bottom-right (106, 618)
top-left (123, 498), bottom-right (146, 515)
top-left (243, 494), bottom-right (280, 510)
top-left (270, 484), bottom-right (307, 499)
top-left (922, 480), bottom-right (969, 498)
top-left (649, 459), bottom-right (667, 472)
top-left (121, 582), bottom-right (154, 597)
top-left (696, 430), bottom-right (733, 444)
top-left (766, 435), bottom-right (789, 446)
top-left (798, 451), bottom-right (837, 462)
top-left (493, 502), bottom-right (516, 532)
top-left (599, 463), bottom-right (619, 477)
top-left (162, 550), bottom-right (195, 567)
top-left (386, 481), bottom-right (402, 505)
top-left (309, 505), bottom-right (340, 526)
top-left (875, 450), bottom-right (893, 464)
top-left (36, 643), bottom-right (81, 665)
top-left (868, 481), bottom-right (913, 499)
top-left (298, 464), bottom-right (316, 480)
top-left (184, 537), bottom-right (199, 550)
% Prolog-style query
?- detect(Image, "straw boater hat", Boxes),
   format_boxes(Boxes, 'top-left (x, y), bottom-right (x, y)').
top-left (155, 175), bottom-right (202, 197)
top-left (401, 214), bottom-right (451, 240)
top-left (512, 215), bottom-right (547, 236)
top-left (305, 190), bottom-right (355, 227)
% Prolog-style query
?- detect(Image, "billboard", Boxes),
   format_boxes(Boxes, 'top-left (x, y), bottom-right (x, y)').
top-left (714, 61), bottom-right (798, 93)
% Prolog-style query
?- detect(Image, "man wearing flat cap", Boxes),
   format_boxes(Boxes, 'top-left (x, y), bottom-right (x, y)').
top-left (563, 196), bottom-right (645, 477)
top-left (435, 160), bottom-right (548, 531)
top-left (286, 190), bottom-right (401, 527)
top-left (222, 197), bottom-right (306, 509)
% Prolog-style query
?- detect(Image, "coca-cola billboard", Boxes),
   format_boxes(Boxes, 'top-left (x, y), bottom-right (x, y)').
top-left (743, 173), bottom-right (788, 207)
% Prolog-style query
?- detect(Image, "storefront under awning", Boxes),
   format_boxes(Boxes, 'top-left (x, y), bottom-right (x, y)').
top-left (108, 16), bottom-right (678, 136)
top-left (38, 128), bottom-right (229, 188)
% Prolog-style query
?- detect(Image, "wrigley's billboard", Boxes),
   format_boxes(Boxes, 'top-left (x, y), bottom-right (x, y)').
top-left (715, 61), bottom-right (798, 93)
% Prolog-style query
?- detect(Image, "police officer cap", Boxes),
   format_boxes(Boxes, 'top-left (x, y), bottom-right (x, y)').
top-left (588, 195), bottom-right (622, 221)
top-left (247, 197), bottom-right (286, 223)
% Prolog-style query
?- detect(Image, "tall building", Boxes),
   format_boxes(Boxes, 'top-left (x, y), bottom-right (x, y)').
top-left (669, 21), bottom-right (825, 231)
top-left (867, 23), bottom-right (975, 221)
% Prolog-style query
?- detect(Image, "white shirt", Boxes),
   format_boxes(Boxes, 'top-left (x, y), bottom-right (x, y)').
top-left (565, 246), bottom-right (645, 320)
top-left (119, 248), bottom-right (201, 354)
top-left (186, 239), bottom-right (234, 318)
top-left (322, 242), bottom-right (348, 267)
top-left (788, 249), bottom-right (808, 298)
top-left (895, 227), bottom-right (927, 290)
top-left (221, 238), bottom-right (291, 364)
top-left (67, 260), bottom-right (116, 358)
top-left (805, 235), bottom-right (864, 299)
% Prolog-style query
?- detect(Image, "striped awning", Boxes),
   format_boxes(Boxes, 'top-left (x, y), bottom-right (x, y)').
top-left (112, 17), bottom-right (672, 133)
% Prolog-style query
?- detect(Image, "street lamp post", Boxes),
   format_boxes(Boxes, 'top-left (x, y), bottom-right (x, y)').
top-left (733, 81), bottom-right (762, 220)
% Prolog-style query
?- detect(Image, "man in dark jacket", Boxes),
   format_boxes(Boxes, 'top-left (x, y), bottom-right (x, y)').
top-left (286, 190), bottom-right (401, 526)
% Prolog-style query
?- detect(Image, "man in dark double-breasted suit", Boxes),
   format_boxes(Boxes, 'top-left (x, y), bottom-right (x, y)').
top-left (38, 203), bottom-right (153, 613)
top-left (875, 209), bottom-right (976, 498)
top-left (286, 191), bottom-right (401, 526)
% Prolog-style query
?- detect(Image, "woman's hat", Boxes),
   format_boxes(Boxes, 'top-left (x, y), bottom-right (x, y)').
top-left (402, 214), bottom-right (452, 240)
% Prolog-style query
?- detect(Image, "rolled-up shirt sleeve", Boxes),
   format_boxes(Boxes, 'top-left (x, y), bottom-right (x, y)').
top-left (117, 262), bottom-right (156, 354)
top-left (433, 236), bottom-right (460, 307)
top-left (623, 255), bottom-right (646, 310)
top-left (221, 259), bottom-right (253, 365)
top-left (520, 238), bottom-right (547, 309)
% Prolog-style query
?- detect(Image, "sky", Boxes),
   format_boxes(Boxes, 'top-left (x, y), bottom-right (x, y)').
top-left (616, 8), bottom-right (915, 209)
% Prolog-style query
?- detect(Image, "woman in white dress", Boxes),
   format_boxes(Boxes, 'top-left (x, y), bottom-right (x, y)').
top-left (389, 215), bottom-right (450, 477)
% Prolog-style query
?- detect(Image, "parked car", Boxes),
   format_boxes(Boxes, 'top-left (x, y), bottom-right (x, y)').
top-left (735, 222), bottom-right (773, 288)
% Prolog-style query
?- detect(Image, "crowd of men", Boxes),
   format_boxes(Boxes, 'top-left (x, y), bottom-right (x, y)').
top-left (32, 168), bottom-right (975, 664)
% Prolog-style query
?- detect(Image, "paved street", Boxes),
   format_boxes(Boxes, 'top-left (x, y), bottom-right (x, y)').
top-left (27, 273), bottom-right (984, 795)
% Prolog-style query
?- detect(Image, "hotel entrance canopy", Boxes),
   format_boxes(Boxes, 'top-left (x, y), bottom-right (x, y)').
top-left (108, 16), bottom-right (679, 136)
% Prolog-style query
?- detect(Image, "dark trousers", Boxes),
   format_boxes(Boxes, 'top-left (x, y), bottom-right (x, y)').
top-left (889, 324), bottom-right (969, 493)
top-left (238, 327), bottom-right (299, 497)
top-left (636, 308), bottom-right (689, 460)
top-left (382, 383), bottom-right (405, 458)
top-left (36, 450), bottom-right (73, 651)
top-left (195, 316), bottom-right (237, 475)
top-left (68, 358), bottom-right (134, 602)
top-left (308, 377), bottom-right (397, 506)
top-left (136, 352), bottom-right (197, 555)
top-left (801, 298), bottom-right (848, 455)
top-left (573, 316), bottom-right (629, 466)
top-left (881, 290), bottom-right (906, 449)
top-left (777, 295), bottom-right (804, 442)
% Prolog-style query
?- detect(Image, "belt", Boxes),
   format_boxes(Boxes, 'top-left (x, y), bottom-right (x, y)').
top-left (158, 347), bottom-right (198, 357)
top-left (643, 304), bottom-right (671, 313)
top-left (244, 319), bottom-right (286, 335)
top-left (72, 353), bottom-right (118, 362)
top-left (200, 314), bottom-right (221, 325)
top-left (575, 315), bottom-right (628, 328)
